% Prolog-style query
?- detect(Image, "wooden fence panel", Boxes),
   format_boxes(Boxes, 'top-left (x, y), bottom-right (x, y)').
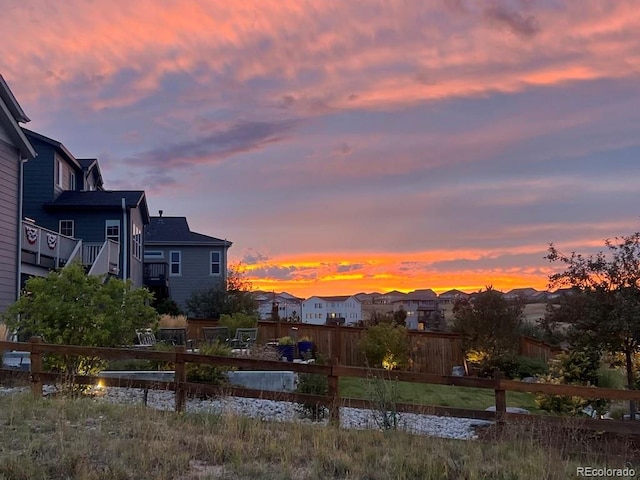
top-left (187, 319), bottom-right (555, 375)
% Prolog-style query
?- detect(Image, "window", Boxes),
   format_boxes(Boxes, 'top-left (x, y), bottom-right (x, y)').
top-left (69, 171), bottom-right (76, 191)
top-left (210, 251), bottom-right (221, 275)
top-left (144, 250), bottom-right (164, 260)
top-left (59, 220), bottom-right (74, 237)
top-left (170, 251), bottom-right (181, 276)
top-left (105, 220), bottom-right (120, 243)
top-left (132, 224), bottom-right (142, 260)
top-left (55, 159), bottom-right (63, 187)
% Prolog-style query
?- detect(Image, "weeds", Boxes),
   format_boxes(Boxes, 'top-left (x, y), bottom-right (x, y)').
top-left (0, 390), bottom-right (633, 479)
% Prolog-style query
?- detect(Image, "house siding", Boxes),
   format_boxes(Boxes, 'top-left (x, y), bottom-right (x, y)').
top-left (22, 137), bottom-right (55, 226)
top-left (148, 245), bottom-right (227, 308)
top-left (0, 138), bottom-right (20, 313)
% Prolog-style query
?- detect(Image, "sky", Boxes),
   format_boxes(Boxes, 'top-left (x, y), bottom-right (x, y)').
top-left (2, 1), bottom-right (640, 297)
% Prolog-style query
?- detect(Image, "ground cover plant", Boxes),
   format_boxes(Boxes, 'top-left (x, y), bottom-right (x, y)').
top-left (0, 390), bottom-right (627, 480)
top-left (339, 377), bottom-right (543, 413)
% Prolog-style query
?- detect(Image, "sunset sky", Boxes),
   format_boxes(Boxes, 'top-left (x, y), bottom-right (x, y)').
top-left (3, 1), bottom-right (640, 297)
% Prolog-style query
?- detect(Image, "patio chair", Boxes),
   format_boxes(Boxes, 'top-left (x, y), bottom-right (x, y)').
top-left (157, 327), bottom-right (187, 346)
top-left (202, 326), bottom-right (230, 346)
top-left (230, 328), bottom-right (258, 349)
top-left (135, 329), bottom-right (157, 348)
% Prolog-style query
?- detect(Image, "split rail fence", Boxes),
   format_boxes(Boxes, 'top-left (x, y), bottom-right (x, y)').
top-left (0, 338), bottom-right (639, 436)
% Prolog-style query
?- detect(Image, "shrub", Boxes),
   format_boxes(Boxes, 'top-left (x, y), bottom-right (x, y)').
top-left (186, 342), bottom-right (232, 386)
top-left (218, 313), bottom-right (258, 338)
top-left (359, 323), bottom-right (410, 370)
top-left (515, 356), bottom-right (549, 379)
top-left (536, 348), bottom-right (609, 417)
top-left (296, 355), bottom-right (328, 421)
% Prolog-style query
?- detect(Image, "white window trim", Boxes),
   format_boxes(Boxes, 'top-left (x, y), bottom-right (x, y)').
top-left (144, 250), bottom-right (165, 260)
top-left (56, 159), bottom-right (63, 187)
top-left (132, 224), bottom-right (142, 261)
top-left (105, 219), bottom-right (121, 243)
top-left (59, 219), bottom-right (74, 238)
top-left (169, 250), bottom-right (182, 276)
top-left (209, 251), bottom-right (221, 276)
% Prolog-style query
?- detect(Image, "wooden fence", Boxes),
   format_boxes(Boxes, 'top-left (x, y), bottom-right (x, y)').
top-left (1, 338), bottom-right (638, 436)
top-left (188, 319), bottom-right (557, 375)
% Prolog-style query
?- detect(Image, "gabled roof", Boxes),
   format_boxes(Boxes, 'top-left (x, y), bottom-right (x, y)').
top-left (44, 190), bottom-right (150, 224)
top-left (0, 75), bottom-right (36, 159)
top-left (309, 295), bottom-right (359, 303)
top-left (438, 289), bottom-right (468, 298)
top-left (78, 158), bottom-right (104, 189)
top-left (145, 216), bottom-right (231, 246)
top-left (22, 128), bottom-right (82, 170)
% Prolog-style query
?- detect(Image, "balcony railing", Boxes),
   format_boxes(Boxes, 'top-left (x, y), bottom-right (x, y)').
top-left (143, 262), bottom-right (169, 287)
top-left (21, 221), bottom-right (120, 277)
top-left (21, 221), bottom-right (81, 269)
top-left (87, 240), bottom-right (120, 276)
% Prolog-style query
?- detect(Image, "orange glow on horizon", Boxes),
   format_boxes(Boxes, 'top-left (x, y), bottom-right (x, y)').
top-left (236, 249), bottom-right (555, 298)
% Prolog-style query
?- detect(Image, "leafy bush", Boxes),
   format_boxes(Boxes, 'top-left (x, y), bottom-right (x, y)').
top-left (186, 341), bottom-right (232, 385)
top-left (359, 323), bottom-right (410, 370)
top-left (218, 313), bottom-right (258, 338)
top-left (4, 262), bottom-right (157, 393)
top-left (515, 356), bottom-right (549, 379)
top-left (536, 348), bottom-right (609, 416)
top-left (296, 355), bottom-right (328, 421)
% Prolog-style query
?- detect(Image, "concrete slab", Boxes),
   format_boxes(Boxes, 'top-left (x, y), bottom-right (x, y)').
top-left (226, 371), bottom-right (297, 392)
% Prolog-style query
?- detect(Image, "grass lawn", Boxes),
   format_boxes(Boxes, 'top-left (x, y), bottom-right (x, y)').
top-left (339, 377), bottom-right (543, 413)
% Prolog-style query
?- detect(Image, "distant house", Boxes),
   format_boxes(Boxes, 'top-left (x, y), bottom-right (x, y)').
top-left (254, 291), bottom-right (303, 321)
top-left (504, 287), bottom-right (540, 301)
top-left (21, 129), bottom-right (149, 287)
top-left (302, 295), bottom-right (362, 325)
top-left (437, 289), bottom-right (469, 305)
top-left (392, 291), bottom-right (442, 330)
top-left (143, 214), bottom-right (232, 310)
top-left (0, 75), bottom-right (36, 315)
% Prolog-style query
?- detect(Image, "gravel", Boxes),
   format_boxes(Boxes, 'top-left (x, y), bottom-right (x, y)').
top-left (91, 386), bottom-right (492, 440)
top-left (0, 384), bottom-right (492, 440)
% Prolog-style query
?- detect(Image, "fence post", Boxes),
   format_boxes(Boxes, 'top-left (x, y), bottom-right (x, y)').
top-left (328, 357), bottom-right (340, 426)
top-left (174, 345), bottom-right (187, 413)
top-left (29, 336), bottom-right (43, 399)
top-left (494, 369), bottom-right (506, 424)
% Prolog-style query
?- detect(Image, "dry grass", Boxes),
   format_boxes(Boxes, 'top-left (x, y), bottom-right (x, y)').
top-left (159, 315), bottom-right (188, 329)
top-left (0, 390), bottom-right (630, 480)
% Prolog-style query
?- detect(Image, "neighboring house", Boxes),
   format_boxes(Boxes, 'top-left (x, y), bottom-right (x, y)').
top-left (0, 75), bottom-right (36, 316)
top-left (21, 129), bottom-right (150, 287)
top-left (302, 295), bottom-right (362, 325)
top-left (143, 213), bottom-right (232, 310)
top-left (392, 291), bottom-right (441, 330)
top-left (254, 291), bottom-right (303, 321)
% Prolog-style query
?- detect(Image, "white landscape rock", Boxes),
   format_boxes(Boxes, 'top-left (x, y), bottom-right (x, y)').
top-left (0, 384), bottom-right (493, 440)
top-left (91, 386), bottom-right (492, 440)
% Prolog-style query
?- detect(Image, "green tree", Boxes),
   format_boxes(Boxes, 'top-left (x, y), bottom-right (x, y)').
top-left (547, 234), bottom-right (640, 417)
top-left (185, 266), bottom-right (258, 318)
top-left (3, 262), bottom-right (157, 382)
top-left (452, 286), bottom-right (524, 373)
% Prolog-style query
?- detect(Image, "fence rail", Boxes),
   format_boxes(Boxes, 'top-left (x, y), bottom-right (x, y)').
top-left (0, 338), bottom-right (639, 436)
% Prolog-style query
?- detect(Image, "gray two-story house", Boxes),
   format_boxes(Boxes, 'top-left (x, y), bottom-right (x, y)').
top-left (0, 75), bottom-right (36, 315)
top-left (144, 213), bottom-right (232, 310)
top-left (21, 129), bottom-right (150, 287)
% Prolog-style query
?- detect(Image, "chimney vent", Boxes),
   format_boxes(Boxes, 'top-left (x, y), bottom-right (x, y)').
top-left (159, 210), bottom-right (163, 217)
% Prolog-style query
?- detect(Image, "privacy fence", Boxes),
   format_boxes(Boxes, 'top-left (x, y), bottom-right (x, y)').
top-left (187, 319), bottom-right (560, 375)
top-left (0, 338), bottom-right (638, 436)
